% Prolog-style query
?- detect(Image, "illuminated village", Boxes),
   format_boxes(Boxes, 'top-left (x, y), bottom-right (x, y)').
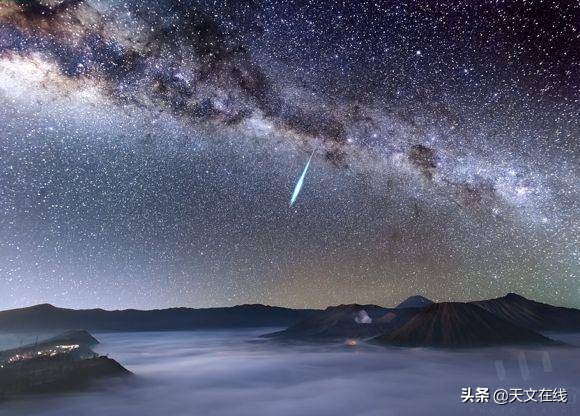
top-left (0, 331), bottom-right (130, 396)
top-left (5, 344), bottom-right (81, 364)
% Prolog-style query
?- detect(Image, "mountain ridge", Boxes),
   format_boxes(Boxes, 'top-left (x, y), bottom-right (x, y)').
top-left (1, 293), bottom-right (579, 335)
top-left (0, 303), bottom-right (320, 332)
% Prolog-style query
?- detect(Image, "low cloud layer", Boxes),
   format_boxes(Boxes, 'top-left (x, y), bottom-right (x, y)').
top-left (1, 330), bottom-right (578, 416)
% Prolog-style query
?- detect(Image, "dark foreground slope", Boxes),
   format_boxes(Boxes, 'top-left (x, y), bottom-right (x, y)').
top-left (264, 304), bottom-right (423, 341)
top-left (375, 302), bottom-right (561, 348)
top-left (0, 355), bottom-right (130, 396)
top-left (0, 303), bottom-right (319, 332)
top-left (471, 293), bottom-right (580, 332)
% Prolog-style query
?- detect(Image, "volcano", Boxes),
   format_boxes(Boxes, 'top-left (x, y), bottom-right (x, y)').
top-left (395, 295), bottom-right (434, 309)
top-left (264, 304), bottom-right (422, 341)
top-left (374, 302), bottom-right (561, 348)
top-left (471, 293), bottom-right (580, 332)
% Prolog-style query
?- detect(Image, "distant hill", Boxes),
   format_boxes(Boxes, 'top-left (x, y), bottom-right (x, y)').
top-left (264, 304), bottom-right (422, 341)
top-left (375, 302), bottom-right (561, 348)
top-left (395, 295), bottom-right (433, 309)
top-left (0, 303), bottom-right (319, 332)
top-left (471, 293), bottom-right (580, 332)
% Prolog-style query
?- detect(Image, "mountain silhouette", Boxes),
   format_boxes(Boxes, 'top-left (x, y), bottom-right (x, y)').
top-left (0, 303), bottom-right (318, 332)
top-left (374, 302), bottom-right (562, 348)
top-left (395, 295), bottom-right (434, 309)
top-left (0, 293), bottom-right (578, 345)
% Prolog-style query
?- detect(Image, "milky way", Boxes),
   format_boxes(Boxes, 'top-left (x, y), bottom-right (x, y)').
top-left (0, 0), bottom-right (578, 309)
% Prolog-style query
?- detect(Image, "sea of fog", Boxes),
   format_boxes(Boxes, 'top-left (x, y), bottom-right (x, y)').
top-left (1, 329), bottom-right (578, 416)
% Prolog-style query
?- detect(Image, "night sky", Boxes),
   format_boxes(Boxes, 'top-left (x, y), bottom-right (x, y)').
top-left (0, 0), bottom-right (578, 310)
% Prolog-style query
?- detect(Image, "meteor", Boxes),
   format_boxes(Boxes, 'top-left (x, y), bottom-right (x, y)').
top-left (290, 148), bottom-right (316, 207)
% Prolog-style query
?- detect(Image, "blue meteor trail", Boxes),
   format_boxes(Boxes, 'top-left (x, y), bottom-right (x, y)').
top-left (290, 148), bottom-right (316, 207)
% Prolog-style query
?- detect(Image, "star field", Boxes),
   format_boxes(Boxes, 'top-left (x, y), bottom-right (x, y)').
top-left (0, 0), bottom-right (578, 309)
